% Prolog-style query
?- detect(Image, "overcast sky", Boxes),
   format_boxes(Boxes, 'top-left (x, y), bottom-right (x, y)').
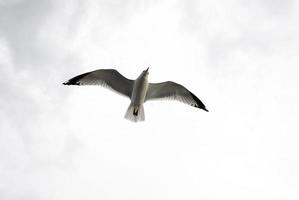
top-left (0, 0), bottom-right (299, 199)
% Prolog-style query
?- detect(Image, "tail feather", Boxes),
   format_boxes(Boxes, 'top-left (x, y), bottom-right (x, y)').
top-left (124, 103), bottom-right (145, 122)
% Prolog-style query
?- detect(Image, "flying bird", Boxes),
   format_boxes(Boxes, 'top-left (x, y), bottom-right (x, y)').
top-left (63, 68), bottom-right (208, 122)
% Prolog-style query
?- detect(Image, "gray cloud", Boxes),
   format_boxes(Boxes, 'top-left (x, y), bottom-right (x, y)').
top-left (0, 0), bottom-right (54, 67)
top-left (259, 0), bottom-right (295, 15)
top-left (0, 0), bottom-right (298, 199)
top-left (179, 0), bottom-right (299, 68)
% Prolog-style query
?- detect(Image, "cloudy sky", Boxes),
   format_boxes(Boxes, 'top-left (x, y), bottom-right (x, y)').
top-left (0, 0), bottom-right (299, 199)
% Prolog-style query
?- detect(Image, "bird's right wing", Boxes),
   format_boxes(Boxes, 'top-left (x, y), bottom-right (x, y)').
top-left (63, 69), bottom-right (134, 98)
top-left (145, 81), bottom-right (208, 111)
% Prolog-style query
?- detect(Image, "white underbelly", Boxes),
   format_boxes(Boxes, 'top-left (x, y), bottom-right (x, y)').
top-left (131, 79), bottom-right (148, 106)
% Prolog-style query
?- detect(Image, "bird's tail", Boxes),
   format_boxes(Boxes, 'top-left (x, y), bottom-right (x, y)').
top-left (124, 103), bottom-right (145, 122)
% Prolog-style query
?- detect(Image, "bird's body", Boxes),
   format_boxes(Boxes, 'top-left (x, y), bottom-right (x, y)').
top-left (131, 71), bottom-right (149, 107)
top-left (124, 70), bottom-right (149, 121)
top-left (63, 68), bottom-right (208, 122)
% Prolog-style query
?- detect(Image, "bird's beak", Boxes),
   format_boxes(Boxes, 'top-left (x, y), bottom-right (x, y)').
top-left (145, 67), bottom-right (149, 72)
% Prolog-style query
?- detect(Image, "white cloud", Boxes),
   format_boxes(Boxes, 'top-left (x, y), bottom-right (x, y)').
top-left (0, 0), bottom-right (299, 199)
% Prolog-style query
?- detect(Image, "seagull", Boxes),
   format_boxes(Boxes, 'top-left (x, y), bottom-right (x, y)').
top-left (63, 68), bottom-right (208, 122)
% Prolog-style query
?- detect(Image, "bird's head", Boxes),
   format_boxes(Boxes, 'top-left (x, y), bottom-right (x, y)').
top-left (138, 67), bottom-right (149, 80)
top-left (144, 67), bottom-right (149, 73)
top-left (142, 67), bottom-right (149, 76)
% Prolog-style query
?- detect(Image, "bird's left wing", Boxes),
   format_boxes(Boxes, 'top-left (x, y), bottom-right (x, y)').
top-left (63, 69), bottom-right (134, 98)
top-left (145, 81), bottom-right (208, 111)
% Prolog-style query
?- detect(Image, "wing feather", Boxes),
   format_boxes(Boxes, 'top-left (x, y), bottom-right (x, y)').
top-left (145, 81), bottom-right (208, 111)
top-left (63, 69), bottom-right (134, 98)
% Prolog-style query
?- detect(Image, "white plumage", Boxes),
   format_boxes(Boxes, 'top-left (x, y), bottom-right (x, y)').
top-left (63, 68), bottom-right (208, 122)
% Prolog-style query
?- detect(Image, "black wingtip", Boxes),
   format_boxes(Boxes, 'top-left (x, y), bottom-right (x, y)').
top-left (203, 107), bottom-right (209, 112)
top-left (195, 105), bottom-right (209, 112)
top-left (62, 81), bottom-right (74, 85)
top-left (189, 92), bottom-right (208, 112)
top-left (62, 72), bottom-right (91, 86)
